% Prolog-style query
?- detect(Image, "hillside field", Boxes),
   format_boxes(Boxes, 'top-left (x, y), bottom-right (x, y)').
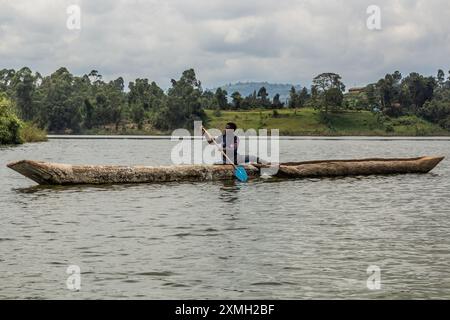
top-left (205, 108), bottom-right (449, 136)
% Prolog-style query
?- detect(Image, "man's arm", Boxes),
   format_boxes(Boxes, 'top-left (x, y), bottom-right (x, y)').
top-left (202, 127), bottom-right (216, 145)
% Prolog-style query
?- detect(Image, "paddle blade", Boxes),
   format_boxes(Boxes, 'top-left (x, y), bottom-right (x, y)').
top-left (234, 166), bottom-right (248, 182)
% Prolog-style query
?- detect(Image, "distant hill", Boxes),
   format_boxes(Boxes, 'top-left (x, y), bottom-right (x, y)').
top-left (209, 82), bottom-right (303, 103)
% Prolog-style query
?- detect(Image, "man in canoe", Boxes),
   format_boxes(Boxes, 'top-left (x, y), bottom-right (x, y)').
top-left (202, 122), bottom-right (262, 165)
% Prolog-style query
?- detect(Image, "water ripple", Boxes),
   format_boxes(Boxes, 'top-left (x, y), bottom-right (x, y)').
top-left (1, 139), bottom-right (449, 299)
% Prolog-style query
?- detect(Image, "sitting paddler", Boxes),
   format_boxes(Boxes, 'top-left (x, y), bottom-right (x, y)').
top-left (202, 122), bottom-right (262, 165)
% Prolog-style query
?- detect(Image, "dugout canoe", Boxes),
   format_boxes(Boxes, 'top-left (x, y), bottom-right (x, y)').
top-left (6, 156), bottom-right (444, 185)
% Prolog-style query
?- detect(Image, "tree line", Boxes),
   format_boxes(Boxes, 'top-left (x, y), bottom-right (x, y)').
top-left (1, 67), bottom-right (450, 134)
top-left (208, 86), bottom-right (288, 111)
top-left (298, 70), bottom-right (450, 130)
top-left (0, 67), bottom-right (206, 133)
top-left (365, 70), bottom-right (450, 129)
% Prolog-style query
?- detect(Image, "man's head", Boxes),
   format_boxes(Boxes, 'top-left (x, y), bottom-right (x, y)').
top-left (225, 122), bottom-right (237, 131)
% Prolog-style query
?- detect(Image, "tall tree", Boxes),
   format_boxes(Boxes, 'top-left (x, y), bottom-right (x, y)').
top-left (375, 71), bottom-right (402, 116)
top-left (400, 73), bottom-right (436, 113)
top-left (257, 87), bottom-right (270, 108)
top-left (36, 67), bottom-right (84, 133)
top-left (9, 67), bottom-right (41, 121)
top-left (288, 86), bottom-right (297, 108)
top-left (311, 73), bottom-right (345, 114)
top-left (214, 88), bottom-right (228, 110)
top-left (419, 88), bottom-right (450, 129)
top-left (0, 69), bottom-right (16, 94)
top-left (200, 90), bottom-right (215, 109)
top-left (437, 69), bottom-right (445, 88)
top-left (153, 69), bottom-right (206, 131)
top-left (271, 93), bottom-right (283, 108)
top-left (298, 87), bottom-right (310, 108)
top-left (128, 78), bottom-right (164, 111)
top-left (257, 86), bottom-right (268, 100)
top-left (0, 94), bottom-right (23, 144)
top-left (231, 91), bottom-right (243, 110)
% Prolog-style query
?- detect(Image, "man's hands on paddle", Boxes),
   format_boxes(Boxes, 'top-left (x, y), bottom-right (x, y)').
top-left (202, 127), bottom-right (215, 144)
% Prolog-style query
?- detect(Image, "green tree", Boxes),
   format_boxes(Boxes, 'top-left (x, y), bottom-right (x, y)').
top-left (288, 86), bottom-right (298, 108)
top-left (324, 88), bottom-right (344, 111)
top-left (8, 67), bottom-right (41, 121)
top-left (214, 88), bottom-right (228, 110)
top-left (153, 69), bottom-right (206, 131)
top-left (419, 87), bottom-right (450, 129)
top-left (88, 70), bottom-right (102, 84)
top-left (400, 73), bottom-right (436, 114)
top-left (257, 86), bottom-right (270, 107)
top-left (365, 84), bottom-right (378, 109)
top-left (83, 99), bottom-right (94, 130)
top-left (298, 87), bottom-right (310, 108)
top-left (0, 95), bottom-right (23, 144)
top-left (241, 94), bottom-right (252, 110)
top-left (36, 68), bottom-right (84, 133)
top-left (311, 73), bottom-right (345, 114)
top-left (128, 78), bottom-right (164, 112)
top-left (271, 93), bottom-right (283, 108)
top-left (231, 91), bottom-right (243, 110)
top-left (243, 90), bottom-right (258, 109)
top-left (437, 69), bottom-right (445, 88)
top-left (200, 90), bottom-right (215, 109)
top-left (375, 72), bottom-right (402, 116)
top-left (131, 104), bottom-right (145, 129)
top-left (91, 78), bottom-right (125, 129)
top-left (127, 78), bottom-right (165, 130)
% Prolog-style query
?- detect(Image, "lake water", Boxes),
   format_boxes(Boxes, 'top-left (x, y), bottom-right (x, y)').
top-left (1, 138), bottom-right (450, 299)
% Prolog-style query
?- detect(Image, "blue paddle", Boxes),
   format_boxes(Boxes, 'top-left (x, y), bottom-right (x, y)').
top-left (202, 127), bottom-right (248, 182)
top-left (233, 165), bottom-right (248, 182)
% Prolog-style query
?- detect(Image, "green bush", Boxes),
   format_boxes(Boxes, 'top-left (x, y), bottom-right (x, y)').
top-left (0, 98), bottom-right (23, 145)
top-left (439, 116), bottom-right (450, 130)
top-left (20, 122), bottom-right (48, 143)
top-left (393, 117), bottom-right (415, 126)
top-left (385, 124), bottom-right (394, 133)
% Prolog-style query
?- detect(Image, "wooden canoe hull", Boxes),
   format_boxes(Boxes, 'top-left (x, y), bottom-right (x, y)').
top-left (7, 156), bottom-right (444, 185)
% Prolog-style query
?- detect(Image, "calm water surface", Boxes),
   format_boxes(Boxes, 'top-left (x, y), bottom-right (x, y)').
top-left (1, 138), bottom-right (450, 299)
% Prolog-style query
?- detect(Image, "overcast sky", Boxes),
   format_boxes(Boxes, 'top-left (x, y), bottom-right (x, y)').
top-left (1, 0), bottom-right (449, 89)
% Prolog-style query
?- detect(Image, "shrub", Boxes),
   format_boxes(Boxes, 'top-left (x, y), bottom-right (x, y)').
top-left (20, 122), bottom-right (48, 143)
top-left (0, 99), bottom-right (23, 145)
top-left (385, 125), bottom-right (394, 133)
top-left (439, 116), bottom-right (450, 130)
top-left (393, 118), bottom-right (415, 126)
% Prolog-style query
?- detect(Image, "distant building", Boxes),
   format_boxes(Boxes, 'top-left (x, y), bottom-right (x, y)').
top-left (348, 87), bottom-right (366, 94)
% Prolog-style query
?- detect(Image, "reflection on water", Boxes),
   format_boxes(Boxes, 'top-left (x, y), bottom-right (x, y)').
top-left (0, 138), bottom-right (450, 299)
top-left (15, 183), bottom-right (146, 194)
top-left (218, 180), bottom-right (241, 204)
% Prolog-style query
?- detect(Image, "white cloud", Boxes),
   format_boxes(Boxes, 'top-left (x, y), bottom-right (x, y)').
top-left (0, 0), bottom-right (449, 89)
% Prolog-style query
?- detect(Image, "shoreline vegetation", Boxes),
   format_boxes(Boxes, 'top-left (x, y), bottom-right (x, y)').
top-left (202, 108), bottom-right (448, 136)
top-left (2, 67), bottom-right (450, 144)
top-left (19, 122), bottom-right (48, 143)
top-left (79, 108), bottom-right (449, 137)
top-left (0, 95), bottom-right (47, 145)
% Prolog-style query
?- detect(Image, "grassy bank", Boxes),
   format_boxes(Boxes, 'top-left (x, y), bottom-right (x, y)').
top-left (83, 123), bottom-right (167, 136)
top-left (44, 108), bottom-right (449, 137)
top-left (205, 108), bottom-right (450, 136)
